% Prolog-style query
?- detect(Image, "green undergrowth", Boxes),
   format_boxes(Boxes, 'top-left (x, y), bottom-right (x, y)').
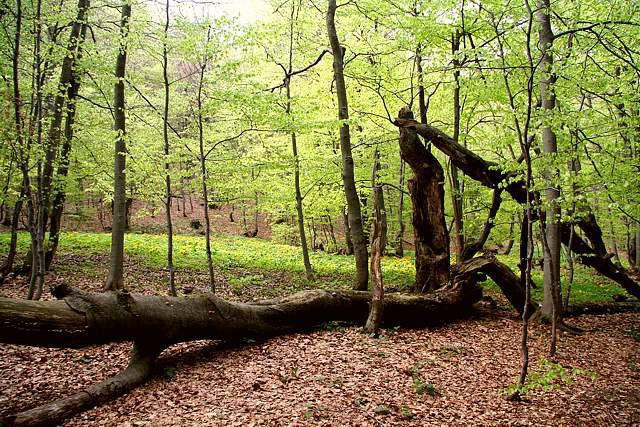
top-left (0, 231), bottom-right (626, 304)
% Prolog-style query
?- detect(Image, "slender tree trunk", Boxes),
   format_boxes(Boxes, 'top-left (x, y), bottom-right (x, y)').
top-left (395, 160), bottom-right (405, 256)
top-left (47, 21), bottom-right (88, 270)
top-left (415, 45), bottom-right (427, 124)
top-left (196, 30), bottom-right (215, 292)
top-left (449, 30), bottom-right (464, 261)
top-left (326, 213), bottom-right (338, 252)
top-left (252, 167), bottom-right (259, 238)
top-left (364, 185), bottom-right (384, 335)
top-left (563, 226), bottom-right (575, 310)
top-left (12, 0), bottom-right (38, 300)
top-left (30, 160), bottom-right (46, 300)
top-left (283, 1), bottom-right (313, 279)
top-left (536, 0), bottom-right (562, 335)
top-left (104, 3), bottom-right (132, 292)
top-left (500, 215), bottom-right (516, 255)
top-left (40, 0), bottom-right (90, 259)
top-left (327, 0), bottom-right (368, 290)
top-left (371, 148), bottom-right (387, 254)
top-left (0, 196), bottom-right (23, 284)
top-left (24, 0), bottom-right (45, 300)
top-left (162, 0), bottom-right (176, 296)
top-left (342, 207), bottom-right (353, 254)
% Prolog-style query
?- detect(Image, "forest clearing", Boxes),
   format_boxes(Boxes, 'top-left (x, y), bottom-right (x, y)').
top-left (1, 0), bottom-right (640, 424)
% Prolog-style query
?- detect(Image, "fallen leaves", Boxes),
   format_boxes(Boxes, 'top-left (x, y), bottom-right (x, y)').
top-left (0, 257), bottom-right (639, 425)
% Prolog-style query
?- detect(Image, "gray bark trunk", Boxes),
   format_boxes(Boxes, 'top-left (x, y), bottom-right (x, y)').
top-left (327, 0), bottom-right (368, 290)
top-left (105, 3), bottom-right (132, 291)
top-left (536, 0), bottom-right (562, 322)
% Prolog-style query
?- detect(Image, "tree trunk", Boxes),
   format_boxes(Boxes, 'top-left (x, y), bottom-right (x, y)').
top-left (397, 107), bottom-right (450, 292)
top-left (41, 0), bottom-right (89, 250)
top-left (327, 0), bottom-right (368, 290)
top-left (371, 148), bottom-right (387, 254)
top-left (196, 32), bottom-right (215, 293)
top-left (283, 1), bottom-right (313, 279)
top-left (449, 30), bottom-right (465, 261)
top-left (342, 207), bottom-right (353, 254)
top-left (415, 44), bottom-right (428, 124)
top-left (395, 160), bottom-right (405, 256)
top-left (47, 21), bottom-right (88, 270)
top-left (0, 196), bottom-right (23, 284)
top-left (627, 220), bottom-right (636, 266)
top-left (104, 3), bottom-right (132, 292)
top-left (162, 0), bottom-right (176, 296)
top-left (536, 0), bottom-right (562, 327)
top-left (12, 0), bottom-right (38, 300)
top-left (364, 186), bottom-right (384, 335)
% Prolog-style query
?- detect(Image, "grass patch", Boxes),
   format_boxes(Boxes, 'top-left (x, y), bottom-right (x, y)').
top-left (0, 231), bottom-right (625, 304)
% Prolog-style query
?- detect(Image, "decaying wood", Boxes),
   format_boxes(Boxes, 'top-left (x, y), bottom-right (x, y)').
top-left (394, 118), bottom-right (640, 300)
top-left (0, 282), bottom-right (483, 349)
top-left (397, 107), bottom-right (450, 292)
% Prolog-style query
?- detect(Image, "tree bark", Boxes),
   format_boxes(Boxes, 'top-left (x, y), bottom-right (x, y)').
top-left (41, 0), bottom-right (90, 246)
top-left (162, 0), bottom-right (176, 296)
top-left (395, 160), bottom-right (405, 256)
top-left (449, 30), bottom-right (465, 261)
top-left (536, 0), bottom-right (562, 326)
top-left (196, 29), bottom-right (215, 292)
top-left (327, 0), bottom-right (368, 290)
top-left (104, 3), bottom-right (132, 291)
top-left (47, 21), bottom-right (88, 270)
top-left (397, 107), bottom-right (450, 292)
top-left (364, 186), bottom-right (385, 335)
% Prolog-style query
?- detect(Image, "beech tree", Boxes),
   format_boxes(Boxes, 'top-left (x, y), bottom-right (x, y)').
top-left (105, 2), bottom-right (132, 291)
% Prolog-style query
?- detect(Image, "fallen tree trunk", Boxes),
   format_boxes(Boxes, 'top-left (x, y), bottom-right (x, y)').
top-left (394, 118), bottom-right (640, 300)
top-left (0, 282), bottom-right (482, 348)
top-left (1, 280), bottom-right (483, 425)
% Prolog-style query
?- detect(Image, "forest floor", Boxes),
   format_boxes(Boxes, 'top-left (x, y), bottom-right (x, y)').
top-left (1, 232), bottom-right (640, 425)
